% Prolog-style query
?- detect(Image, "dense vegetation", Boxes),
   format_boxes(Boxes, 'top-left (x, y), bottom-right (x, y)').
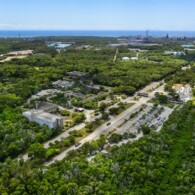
top-left (56, 48), bottom-right (187, 95)
top-left (0, 107), bottom-right (61, 161)
top-left (0, 102), bottom-right (195, 194)
top-left (0, 40), bottom-right (188, 110)
top-left (0, 39), bottom-right (58, 56)
top-left (165, 64), bottom-right (195, 90)
top-left (0, 37), bottom-right (195, 194)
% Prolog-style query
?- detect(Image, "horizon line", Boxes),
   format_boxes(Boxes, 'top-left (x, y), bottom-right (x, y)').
top-left (1, 29), bottom-right (195, 32)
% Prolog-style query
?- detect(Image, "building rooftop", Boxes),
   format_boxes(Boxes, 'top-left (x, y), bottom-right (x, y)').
top-left (38, 112), bottom-right (63, 123)
top-left (23, 109), bottom-right (63, 123)
top-left (38, 102), bottom-right (58, 112)
top-left (172, 84), bottom-right (184, 92)
top-left (52, 80), bottom-right (74, 88)
top-left (68, 71), bottom-right (86, 77)
top-left (122, 57), bottom-right (130, 60)
top-left (172, 84), bottom-right (192, 102)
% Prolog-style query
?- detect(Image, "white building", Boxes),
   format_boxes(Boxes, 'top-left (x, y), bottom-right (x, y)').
top-left (172, 84), bottom-right (193, 102)
top-left (122, 57), bottom-right (130, 61)
top-left (52, 80), bottom-right (74, 88)
top-left (122, 53), bottom-right (139, 61)
top-left (165, 51), bottom-right (185, 56)
top-left (23, 110), bottom-right (64, 129)
top-left (130, 53), bottom-right (139, 60)
top-left (179, 84), bottom-right (193, 102)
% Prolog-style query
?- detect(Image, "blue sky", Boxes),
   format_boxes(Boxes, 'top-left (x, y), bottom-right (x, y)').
top-left (0, 0), bottom-right (195, 30)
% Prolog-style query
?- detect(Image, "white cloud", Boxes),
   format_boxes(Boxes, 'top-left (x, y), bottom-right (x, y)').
top-left (0, 23), bottom-right (14, 29)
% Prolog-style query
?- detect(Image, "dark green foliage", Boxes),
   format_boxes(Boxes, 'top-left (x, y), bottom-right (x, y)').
top-left (156, 94), bottom-right (168, 104)
top-left (0, 108), bottom-right (60, 161)
top-left (28, 143), bottom-right (46, 159)
top-left (72, 113), bottom-right (86, 125)
top-left (0, 94), bottom-right (23, 111)
top-left (60, 109), bottom-right (71, 116)
top-left (0, 38), bottom-right (194, 194)
top-left (109, 107), bottom-right (120, 115)
top-left (51, 93), bottom-right (69, 107)
top-left (140, 125), bottom-right (151, 135)
top-left (108, 133), bottom-right (123, 143)
top-left (0, 103), bottom-right (195, 194)
top-left (101, 112), bottom-right (109, 120)
top-left (99, 102), bottom-right (107, 111)
top-left (165, 64), bottom-right (195, 90)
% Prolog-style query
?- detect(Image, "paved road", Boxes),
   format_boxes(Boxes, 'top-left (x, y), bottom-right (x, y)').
top-left (23, 80), bottom-right (169, 164)
top-left (46, 105), bottom-right (174, 166)
top-left (115, 105), bottom-right (173, 135)
top-left (113, 49), bottom-right (118, 63)
top-left (87, 106), bottom-right (173, 162)
top-left (21, 122), bottom-right (86, 161)
top-left (45, 80), bottom-right (173, 165)
top-left (44, 123), bottom-right (87, 148)
top-left (115, 105), bottom-right (152, 135)
top-left (45, 97), bottom-right (149, 165)
top-left (156, 107), bottom-right (173, 132)
top-left (0, 55), bottom-right (28, 63)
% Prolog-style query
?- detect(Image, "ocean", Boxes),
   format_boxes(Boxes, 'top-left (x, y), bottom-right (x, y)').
top-left (0, 30), bottom-right (195, 38)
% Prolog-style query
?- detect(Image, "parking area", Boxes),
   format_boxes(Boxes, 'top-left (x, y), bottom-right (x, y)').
top-left (115, 104), bottom-right (173, 136)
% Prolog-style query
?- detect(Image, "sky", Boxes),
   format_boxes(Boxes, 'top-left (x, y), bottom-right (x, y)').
top-left (0, 0), bottom-right (195, 31)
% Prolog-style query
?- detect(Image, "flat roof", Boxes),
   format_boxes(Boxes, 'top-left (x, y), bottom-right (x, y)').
top-left (38, 112), bottom-right (63, 122)
top-left (38, 102), bottom-right (58, 111)
top-left (23, 109), bottom-right (63, 123)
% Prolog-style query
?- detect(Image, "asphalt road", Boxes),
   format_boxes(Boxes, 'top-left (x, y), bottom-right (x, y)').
top-left (45, 97), bottom-right (150, 165)
top-left (45, 80), bottom-right (173, 165)
top-left (22, 80), bottom-right (172, 165)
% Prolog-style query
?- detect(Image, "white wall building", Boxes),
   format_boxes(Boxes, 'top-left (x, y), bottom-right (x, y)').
top-left (23, 110), bottom-right (64, 129)
top-left (165, 51), bottom-right (185, 56)
top-left (122, 57), bottom-right (130, 61)
top-left (179, 84), bottom-right (193, 102)
top-left (52, 80), bottom-right (74, 88)
top-left (131, 53), bottom-right (139, 60)
top-left (172, 84), bottom-right (193, 102)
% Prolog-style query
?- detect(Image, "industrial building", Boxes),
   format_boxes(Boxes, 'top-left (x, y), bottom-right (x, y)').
top-left (23, 110), bottom-right (64, 129)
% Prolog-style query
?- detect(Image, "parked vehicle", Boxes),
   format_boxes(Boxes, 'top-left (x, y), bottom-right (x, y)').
top-left (107, 122), bottom-right (111, 126)
top-left (75, 142), bottom-right (81, 147)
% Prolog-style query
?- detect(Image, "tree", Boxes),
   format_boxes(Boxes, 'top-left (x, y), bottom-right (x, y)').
top-left (108, 133), bottom-right (123, 143)
top-left (140, 125), bottom-right (151, 135)
top-left (109, 107), bottom-right (120, 115)
top-left (101, 112), bottom-right (109, 120)
top-left (156, 94), bottom-right (168, 104)
top-left (28, 143), bottom-right (46, 159)
top-left (60, 110), bottom-right (70, 116)
top-left (72, 113), bottom-right (86, 125)
top-left (45, 148), bottom-right (60, 159)
top-left (99, 102), bottom-right (107, 112)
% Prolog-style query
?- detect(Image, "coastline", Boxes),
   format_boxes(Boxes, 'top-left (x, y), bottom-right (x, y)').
top-left (0, 30), bottom-right (195, 38)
